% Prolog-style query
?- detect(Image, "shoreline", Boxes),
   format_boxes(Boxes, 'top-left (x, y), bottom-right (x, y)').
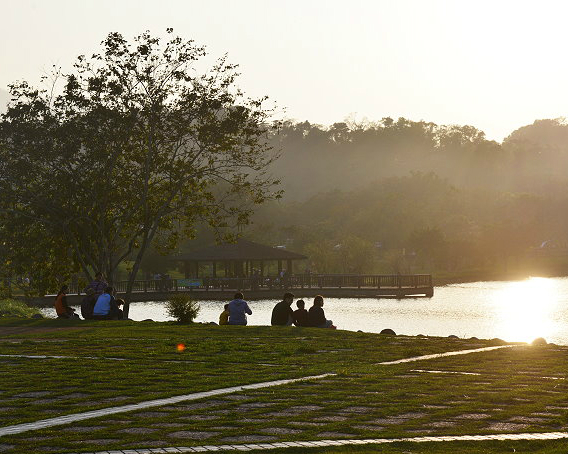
top-left (433, 271), bottom-right (568, 286)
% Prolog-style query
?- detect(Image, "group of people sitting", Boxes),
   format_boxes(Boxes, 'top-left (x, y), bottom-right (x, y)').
top-left (218, 292), bottom-right (336, 329)
top-left (54, 272), bottom-right (124, 320)
top-left (55, 274), bottom-right (334, 328)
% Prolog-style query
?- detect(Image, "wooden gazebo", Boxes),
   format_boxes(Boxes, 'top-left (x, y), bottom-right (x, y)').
top-left (175, 239), bottom-right (307, 278)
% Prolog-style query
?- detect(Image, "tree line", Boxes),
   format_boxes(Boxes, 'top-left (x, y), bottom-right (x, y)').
top-left (3, 30), bottom-right (568, 296)
top-left (268, 117), bottom-right (568, 200)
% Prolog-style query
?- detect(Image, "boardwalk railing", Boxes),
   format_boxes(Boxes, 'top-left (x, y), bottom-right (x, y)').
top-left (67, 274), bottom-right (432, 295)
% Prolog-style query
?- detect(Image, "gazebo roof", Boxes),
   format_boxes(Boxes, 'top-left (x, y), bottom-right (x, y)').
top-left (175, 239), bottom-right (307, 262)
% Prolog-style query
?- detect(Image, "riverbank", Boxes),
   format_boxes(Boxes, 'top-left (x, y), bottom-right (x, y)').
top-left (0, 319), bottom-right (566, 453)
top-left (433, 269), bottom-right (568, 286)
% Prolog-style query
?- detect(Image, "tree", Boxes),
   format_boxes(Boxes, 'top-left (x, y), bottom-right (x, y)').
top-left (407, 227), bottom-right (447, 271)
top-left (336, 235), bottom-right (375, 274)
top-left (0, 30), bottom-right (281, 312)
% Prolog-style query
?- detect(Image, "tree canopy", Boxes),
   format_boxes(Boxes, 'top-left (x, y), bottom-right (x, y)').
top-left (0, 30), bottom-right (281, 304)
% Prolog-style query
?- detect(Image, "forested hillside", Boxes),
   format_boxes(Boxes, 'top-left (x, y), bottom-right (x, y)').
top-left (233, 118), bottom-right (568, 278)
top-left (267, 118), bottom-right (568, 200)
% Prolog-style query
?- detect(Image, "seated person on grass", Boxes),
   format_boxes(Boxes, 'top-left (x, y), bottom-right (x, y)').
top-left (80, 287), bottom-right (97, 320)
top-left (228, 292), bottom-right (252, 326)
top-left (54, 285), bottom-right (79, 319)
top-left (112, 298), bottom-right (125, 320)
top-left (219, 303), bottom-right (230, 325)
top-left (308, 295), bottom-right (336, 329)
top-left (293, 299), bottom-right (310, 327)
top-left (84, 272), bottom-right (107, 297)
top-left (92, 286), bottom-right (122, 320)
top-left (271, 292), bottom-right (295, 326)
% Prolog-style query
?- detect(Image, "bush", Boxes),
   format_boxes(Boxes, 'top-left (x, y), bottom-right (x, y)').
top-left (165, 294), bottom-right (200, 324)
top-left (0, 299), bottom-right (41, 318)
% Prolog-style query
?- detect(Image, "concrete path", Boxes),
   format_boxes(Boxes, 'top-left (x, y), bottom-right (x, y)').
top-left (74, 431), bottom-right (568, 453)
top-left (0, 374), bottom-right (334, 437)
top-left (376, 344), bottom-right (519, 365)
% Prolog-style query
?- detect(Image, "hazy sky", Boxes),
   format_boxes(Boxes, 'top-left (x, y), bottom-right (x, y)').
top-left (2, 0), bottom-right (568, 141)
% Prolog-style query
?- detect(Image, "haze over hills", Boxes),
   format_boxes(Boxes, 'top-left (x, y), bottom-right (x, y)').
top-left (267, 117), bottom-right (568, 201)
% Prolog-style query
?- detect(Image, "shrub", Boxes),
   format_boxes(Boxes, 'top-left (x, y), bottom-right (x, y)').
top-left (0, 299), bottom-right (42, 318)
top-left (165, 294), bottom-right (200, 323)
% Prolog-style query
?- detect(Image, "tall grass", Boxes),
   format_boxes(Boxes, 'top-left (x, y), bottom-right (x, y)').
top-left (0, 299), bottom-right (41, 318)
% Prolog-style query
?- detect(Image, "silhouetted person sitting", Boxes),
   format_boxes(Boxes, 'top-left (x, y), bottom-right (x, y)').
top-left (271, 292), bottom-right (295, 326)
top-left (92, 286), bottom-right (117, 320)
top-left (54, 285), bottom-right (79, 319)
top-left (80, 287), bottom-right (97, 320)
top-left (112, 298), bottom-right (125, 320)
top-left (293, 299), bottom-right (309, 327)
top-left (219, 303), bottom-right (230, 325)
top-left (228, 292), bottom-right (252, 326)
top-left (308, 295), bottom-right (335, 328)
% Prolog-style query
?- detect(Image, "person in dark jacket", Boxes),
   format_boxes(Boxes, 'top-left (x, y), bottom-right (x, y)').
top-left (271, 292), bottom-right (295, 326)
top-left (80, 287), bottom-right (97, 320)
top-left (111, 298), bottom-right (125, 320)
top-left (228, 292), bottom-right (252, 325)
top-left (293, 299), bottom-right (310, 327)
top-left (308, 295), bottom-right (335, 328)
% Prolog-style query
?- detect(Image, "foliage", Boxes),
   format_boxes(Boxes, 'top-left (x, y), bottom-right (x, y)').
top-left (165, 293), bottom-right (200, 323)
top-left (0, 299), bottom-right (41, 318)
top-left (0, 29), bottom-right (281, 303)
top-left (245, 171), bottom-right (568, 277)
top-left (270, 117), bottom-right (568, 201)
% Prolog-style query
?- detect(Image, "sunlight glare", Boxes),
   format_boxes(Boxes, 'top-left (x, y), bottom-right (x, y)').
top-left (492, 278), bottom-right (559, 343)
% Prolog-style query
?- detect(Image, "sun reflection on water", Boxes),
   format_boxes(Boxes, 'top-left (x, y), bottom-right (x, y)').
top-left (492, 277), bottom-right (560, 343)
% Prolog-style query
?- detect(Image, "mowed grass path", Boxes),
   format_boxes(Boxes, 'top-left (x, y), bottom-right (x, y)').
top-left (0, 318), bottom-right (566, 453)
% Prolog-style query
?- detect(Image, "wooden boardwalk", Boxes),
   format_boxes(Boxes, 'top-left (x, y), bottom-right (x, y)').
top-left (36, 274), bottom-right (433, 305)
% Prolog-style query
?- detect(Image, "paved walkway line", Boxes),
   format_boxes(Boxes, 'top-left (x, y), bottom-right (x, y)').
top-left (377, 344), bottom-right (519, 365)
top-left (411, 369), bottom-right (482, 376)
top-left (83, 431), bottom-right (568, 453)
top-left (0, 354), bottom-right (126, 361)
top-left (0, 373), bottom-right (334, 437)
top-left (411, 369), bottom-right (566, 380)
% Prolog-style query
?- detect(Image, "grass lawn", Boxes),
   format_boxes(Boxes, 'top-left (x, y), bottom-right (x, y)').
top-left (0, 318), bottom-right (566, 453)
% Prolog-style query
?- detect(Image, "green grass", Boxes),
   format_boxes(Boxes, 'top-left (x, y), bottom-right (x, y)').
top-left (0, 298), bottom-right (41, 318)
top-left (0, 318), bottom-right (566, 454)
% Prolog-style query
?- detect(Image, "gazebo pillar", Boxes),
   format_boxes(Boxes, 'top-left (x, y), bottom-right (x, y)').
top-left (213, 262), bottom-right (217, 278)
top-left (260, 261), bottom-right (264, 277)
top-left (287, 259), bottom-right (293, 274)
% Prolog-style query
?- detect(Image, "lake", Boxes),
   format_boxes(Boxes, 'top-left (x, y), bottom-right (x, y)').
top-left (43, 276), bottom-right (568, 345)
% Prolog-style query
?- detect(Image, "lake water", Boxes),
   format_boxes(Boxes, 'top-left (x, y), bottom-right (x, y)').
top-left (44, 277), bottom-right (568, 345)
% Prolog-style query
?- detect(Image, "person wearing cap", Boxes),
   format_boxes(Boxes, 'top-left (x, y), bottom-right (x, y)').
top-left (271, 292), bottom-right (295, 326)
